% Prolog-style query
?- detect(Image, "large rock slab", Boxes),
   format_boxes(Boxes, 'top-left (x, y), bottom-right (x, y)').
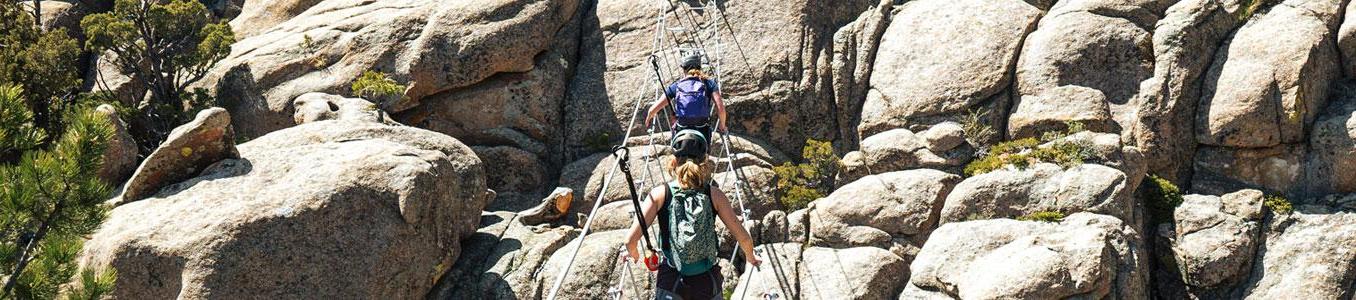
top-left (78, 119), bottom-right (490, 298)
top-left (731, 243), bottom-right (803, 299)
top-left (230, 0), bottom-right (324, 38)
top-left (810, 169), bottom-right (961, 259)
top-left (1171, 190), bottom-right (1264, 290)
top-left (832, 0), bottom-right (895, 148)
top-left (115, 108), bottom-right (238, 205)
top-left (903, 213), bottom-right (1147, 299)
top-left (1009, 0), bottom-right (1163, 139)
top-left (1195, 0), bottom-right (1344, 148)
top-left (858, 0), bottom-right (1042, 140)
top-left (1306, 85), bottom-right (1356, 195)
top-left (940, 163), bottom-right (1135, 224)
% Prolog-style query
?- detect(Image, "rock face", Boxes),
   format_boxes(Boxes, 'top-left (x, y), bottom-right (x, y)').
top-left (1192, 145), bottom-right (1306, 196)
top-left (79, 118), bottom-right (489, 299)
top-left (941, 163), bottom-right (1135, 224)
top-left (1126, 0), bottom-right (1248, 183)
top-left (94, 104), bottom-right (139, 184)
top-left (230, 0), bottom-right (324, 38)
top-left (1171, 190), bottom-right (1264, 290)
top-left (838, 124), bottom-right (971, 184)
top-left (114, 108), bottom-right (238, 205)
top-left (858, 0), bottom-right (1042, 141)
top-left (538, 230), bottom-right (655, 299)
top-left (903, 213), bottom-right (1146, 299)
top-left (1195, 0), bottom-right (1344, 148)
top-left (1238, 202), bottom-right (1356, 298)
top-left (810, 169), bottom-right (961, 258)
top-left (798, 246), bottom-right (910, 300)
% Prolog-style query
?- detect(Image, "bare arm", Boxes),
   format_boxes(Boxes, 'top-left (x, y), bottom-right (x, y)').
top-left (711, 187), bottom-right (759, 266)
top-left (713, 91), bottom-right (728, 132)
top-left (644, 98), bottom-right (670, 130)
top-left (626, 186), bottom-right (667, 261)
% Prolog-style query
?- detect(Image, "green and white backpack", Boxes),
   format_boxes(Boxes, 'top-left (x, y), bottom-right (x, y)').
top-left (659, 182), bottom-right (719, 275)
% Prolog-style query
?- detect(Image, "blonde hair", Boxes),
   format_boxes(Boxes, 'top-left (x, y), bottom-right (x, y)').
top-left (687, 69), bottom-right (707, 79)
top-left (669, 155), bottom-right (712, 189)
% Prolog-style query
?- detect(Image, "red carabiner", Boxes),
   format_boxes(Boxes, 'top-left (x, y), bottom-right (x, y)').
top-left (644, 254), bottom-right (660, 272)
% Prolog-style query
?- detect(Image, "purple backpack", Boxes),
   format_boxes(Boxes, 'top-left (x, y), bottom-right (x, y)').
top-left (672, 78), bottom-right (712, 122)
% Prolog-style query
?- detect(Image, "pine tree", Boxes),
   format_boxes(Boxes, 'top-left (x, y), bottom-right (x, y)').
top-left (0, 2), bottom-right (84, 145)
top-left (82, 0), bottom-right (235, 152)
top-left (0, 84), bottom-right (117, 300)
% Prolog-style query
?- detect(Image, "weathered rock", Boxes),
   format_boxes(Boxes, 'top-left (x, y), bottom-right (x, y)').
top-left (904, 213), bottom-right (1146, 299)
top-left (758, 210), bottom-right (789, 243)
top-left (475, 146), bottom-right (551, 211)
top-left (1192, 145), bottom-right (1305, 196)
top-left (714, 165), bottom-right (782, 217)
top-left (1008, 0), bottom-right (1162, 140)
top-left (799, 246), bottom-right (910, 300)
top-left (1238, 204), bottom-right (1356, 299)
top-left (115, 108), bottom-right (238, 205)
top-left (291, 92), bottom-right (398, 125)
top-left (557, 144), bottom-right (672, 218)
top-left (940, 163), bottom-right (1134, 224)
top-left (1126, 0), bottom-right (1249, 183)
top-left (430, 211), bottom-right (578, 299)
top-left (204, 0), bottom-right (581, 139)
top-left (518, 187), bottom-right (575, 226)
top-left (1306, 85), bottom-right (1356, 195)
top-left (1171, 190), bottom-right (1264, 289)
top-left (810, 169), bottom-right (961, 259)
top-left (1045, 131), bottom-right (1148, 190)
top-left (79, 119), bottom-right (489, 299)
top-left (94, 104), bottom-right (139, 184)
top-left (858, 0), bottom-right (1042, 140)
top-left (21, 0), bottom-right (89, 35)
top-left (1195, 0), bottom-right (1344, 148)
top-left (839, 126), bottom-right (970, 184)
top-left (230, 0), bottom-right (324, 38)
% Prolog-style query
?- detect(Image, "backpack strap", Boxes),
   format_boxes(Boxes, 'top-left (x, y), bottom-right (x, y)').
top-left (658, 183), bottom-right (674, 254)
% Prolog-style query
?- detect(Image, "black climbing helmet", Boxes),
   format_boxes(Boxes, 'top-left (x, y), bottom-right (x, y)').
top-left (670, 129), bottom-right (708, 160)
top-left (681, 53), bottom-right (703, 71)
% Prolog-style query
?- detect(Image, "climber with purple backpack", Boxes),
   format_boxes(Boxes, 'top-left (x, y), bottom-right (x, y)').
top-left (644, 53), bottom-right (729, 141)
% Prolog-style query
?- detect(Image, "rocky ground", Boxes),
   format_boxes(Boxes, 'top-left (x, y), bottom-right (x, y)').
top-left (53, 0), bottom-right (1356, 298)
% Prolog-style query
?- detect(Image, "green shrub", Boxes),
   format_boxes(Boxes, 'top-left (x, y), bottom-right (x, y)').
top-left (351, 70), bottom-right (406, 101)
top-left (1143, 174), bottom-right (1184, 224)
top-left (962, 123), bottom-right (1093, 177)
top-left (773, 139), bottom-right (839, 210)
top-left (1017, 211), bottom-right (1066, 223)
top-left (1264, 195), bottom-right (1294, 215)
top-left (960, 109), bottom-right (995, 146)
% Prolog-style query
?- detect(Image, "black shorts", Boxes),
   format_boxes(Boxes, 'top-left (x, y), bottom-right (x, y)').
top-left (655, 264), bottom-right (723, 300)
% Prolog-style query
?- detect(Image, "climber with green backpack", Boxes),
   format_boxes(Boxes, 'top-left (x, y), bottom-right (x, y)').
top-left (626, 129), bottom-right (759, 300)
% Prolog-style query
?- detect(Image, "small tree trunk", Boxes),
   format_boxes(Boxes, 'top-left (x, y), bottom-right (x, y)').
top-left (1, 202), bottom-right (63, 297)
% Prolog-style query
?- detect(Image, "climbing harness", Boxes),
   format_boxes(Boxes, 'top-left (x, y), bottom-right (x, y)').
top-left (614, 145), bottom-right (661, 271)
